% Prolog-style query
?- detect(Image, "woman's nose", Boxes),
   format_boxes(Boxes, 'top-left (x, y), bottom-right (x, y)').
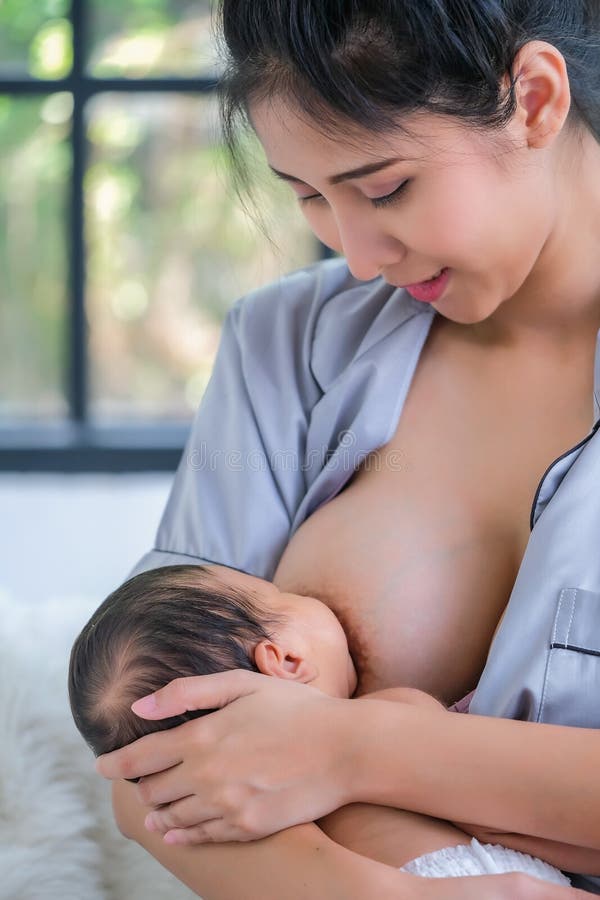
top-left (336, 216), bottom-right (402, 282)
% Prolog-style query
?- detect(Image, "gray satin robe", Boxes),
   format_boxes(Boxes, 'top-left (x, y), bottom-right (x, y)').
top-left (126, 257), bottom-right (600, 892)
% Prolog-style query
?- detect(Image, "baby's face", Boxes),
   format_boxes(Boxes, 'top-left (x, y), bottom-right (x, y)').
top-left (209, 565), bottom-right (358, 698)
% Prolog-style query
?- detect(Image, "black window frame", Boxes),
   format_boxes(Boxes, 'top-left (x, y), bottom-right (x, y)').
top-left (0, 0), bottom-right (329, 472)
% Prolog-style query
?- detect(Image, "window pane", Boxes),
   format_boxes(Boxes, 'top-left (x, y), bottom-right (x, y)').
top-left (88, 0), bottom-right (219, 79)
top-left (0, 95), bottom-right (71, 422)
top-left (0, 0), bottom-right (72, 79)
top-left (86, 93), bottom-right (318, 422)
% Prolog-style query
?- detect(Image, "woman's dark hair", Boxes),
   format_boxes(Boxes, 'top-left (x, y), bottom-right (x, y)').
top-left (217, 0), bottom-right (600, 179)
top-left (68, 565), bottom-right (286, 759)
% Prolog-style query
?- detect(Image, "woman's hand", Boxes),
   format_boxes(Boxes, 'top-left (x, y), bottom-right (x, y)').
top-left (412, 873), bottom-right (589, 899)
top-left (95, 669), bottom-right (356, 845)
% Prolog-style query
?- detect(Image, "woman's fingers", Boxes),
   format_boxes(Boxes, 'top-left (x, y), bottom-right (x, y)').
top-left (161, 823), bottom-right (227, 846)
top-left (130, 669), bottom-right (266, 720)
top-left (157, 821), bottom-right (254, 846)
top-left (143, 792), bottom-right (246, 837)
top-left (100, 675), bottom-right (353, 841)
top-left (463, 872), bottom-right (585, 898)
top-left (503, 873), bottom-right (588, 899)
top-left (96, 670), bottom-right (270, 782)
top-left (417, 872), bottom-right (589, 899)
top-left (144, 794), bottom-right (208, 833)
top-left (95, 726), bottom-right (186, 781)
top-left (134, 765), bottom-right (200, 810)
top-left (143, 787), bottom-right (271, 843)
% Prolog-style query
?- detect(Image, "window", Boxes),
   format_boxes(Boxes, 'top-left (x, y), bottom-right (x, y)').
top-left (0, 0), bottom-right (325, 471)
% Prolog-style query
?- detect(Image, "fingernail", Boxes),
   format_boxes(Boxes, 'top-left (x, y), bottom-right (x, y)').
top-left (131, 694), bottom-right (157, 715)
top-left (144, 814), bottom-right (157, 832)
top-left (164, 831), bottom-right (179, 845)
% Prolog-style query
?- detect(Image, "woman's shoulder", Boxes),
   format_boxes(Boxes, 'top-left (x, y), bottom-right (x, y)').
top-left (231, 257), bottom-right (429, 390)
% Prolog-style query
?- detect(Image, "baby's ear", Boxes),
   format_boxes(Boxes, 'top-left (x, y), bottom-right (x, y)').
top-left (253, 640), bottom-right (319, 683)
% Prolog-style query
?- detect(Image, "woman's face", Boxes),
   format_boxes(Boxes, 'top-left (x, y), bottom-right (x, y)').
top-left (250, 96), bottom-right (562, 328)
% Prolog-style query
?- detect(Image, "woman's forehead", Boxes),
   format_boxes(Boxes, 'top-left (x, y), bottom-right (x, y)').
top-left (250, 94), bottom-right (421, 147)
top-left (250, 97), bottom-right (493, 179)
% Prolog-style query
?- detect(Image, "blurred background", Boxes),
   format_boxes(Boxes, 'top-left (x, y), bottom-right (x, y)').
top-left (0, 0), bottom-right (326, 607)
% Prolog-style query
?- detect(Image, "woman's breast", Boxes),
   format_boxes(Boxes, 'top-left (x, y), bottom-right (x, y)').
top-left (272, 451), bottom-right (524, 704)
top-left (272, 322), bottom-right (594, 704)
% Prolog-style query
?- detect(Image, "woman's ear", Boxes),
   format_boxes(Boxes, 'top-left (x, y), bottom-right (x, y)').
top-left (508, 40), bottom-right (571, 149)
top-left (253, 640), bottom-right (319, 683)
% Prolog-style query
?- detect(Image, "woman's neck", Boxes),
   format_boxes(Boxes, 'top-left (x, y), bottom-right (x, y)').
top-left (471, 128), bottom-right (600, 351)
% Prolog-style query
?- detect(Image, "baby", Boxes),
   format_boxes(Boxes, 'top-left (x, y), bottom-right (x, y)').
top-left (68, 563), bottom-right (570, 886)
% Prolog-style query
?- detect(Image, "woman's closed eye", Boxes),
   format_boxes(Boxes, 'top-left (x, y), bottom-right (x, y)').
top-left (369, 179), bottom-right (411, 208)
top-left (298, 180), bottom-right (411, 209)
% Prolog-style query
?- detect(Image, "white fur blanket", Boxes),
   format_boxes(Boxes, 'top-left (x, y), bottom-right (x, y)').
top-left (0, 591), bottom-right (196, 900)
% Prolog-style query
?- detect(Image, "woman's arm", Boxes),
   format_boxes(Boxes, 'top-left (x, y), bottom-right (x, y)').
top-left (316, 687), bottom-right (470, 867)
top-left (351, 698), bottom-right (600, 853)
top-left (112, 781), bottom-right (589, 900)
top-left (98, 672), bottom-right (600, 869)
top-left (318, 687), bottom-right (600, 874)
top-left (340, 688), bottom-right (600, 874)
top-left (112, 780), bottom-right (416, 900)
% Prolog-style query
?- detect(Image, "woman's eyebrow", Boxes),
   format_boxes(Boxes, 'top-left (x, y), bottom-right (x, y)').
top-left (269, 157), bottom-right (405, 187)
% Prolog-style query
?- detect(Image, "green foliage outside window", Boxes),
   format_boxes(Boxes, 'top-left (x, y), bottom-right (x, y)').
top-left (0, 0), bottom-right (72, 78)
top-left (0, 1), bottom-right (318, 423)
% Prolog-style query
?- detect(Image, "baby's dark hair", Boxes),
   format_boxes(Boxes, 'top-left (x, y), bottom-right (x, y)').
top-left (68, 565), bottom-right (287, 759)
top-left (218, 0), bottom-right (600, 186)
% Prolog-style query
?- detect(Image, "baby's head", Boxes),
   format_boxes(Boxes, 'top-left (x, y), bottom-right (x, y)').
top-left (68, 564), bottom-right (357, 759)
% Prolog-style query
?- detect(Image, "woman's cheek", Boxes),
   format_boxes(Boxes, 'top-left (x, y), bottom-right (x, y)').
top-left (301, 206), bottom-right (343, 255)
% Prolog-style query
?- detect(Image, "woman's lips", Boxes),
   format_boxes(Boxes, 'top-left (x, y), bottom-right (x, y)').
top-left (403, 267), bottom-right (451, 303)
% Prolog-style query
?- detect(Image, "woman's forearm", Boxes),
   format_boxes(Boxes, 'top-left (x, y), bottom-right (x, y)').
top-left (112, 780), bottom-right (416, 900)
top-left (347, 699), bottom-right (600, 851)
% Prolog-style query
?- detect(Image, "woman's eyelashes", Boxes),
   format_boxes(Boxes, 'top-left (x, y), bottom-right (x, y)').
top-left (298, 180), bottom-right (411, 209)
top-left (370, 179), bottom-right (411, 208)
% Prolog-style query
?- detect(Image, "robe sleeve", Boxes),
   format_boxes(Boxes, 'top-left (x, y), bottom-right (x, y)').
top-left (123, 263), bottom-right (339, 585)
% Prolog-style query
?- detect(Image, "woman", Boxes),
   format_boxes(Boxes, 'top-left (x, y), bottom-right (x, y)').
top-left (95, 2), bottom-right (600, 897)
